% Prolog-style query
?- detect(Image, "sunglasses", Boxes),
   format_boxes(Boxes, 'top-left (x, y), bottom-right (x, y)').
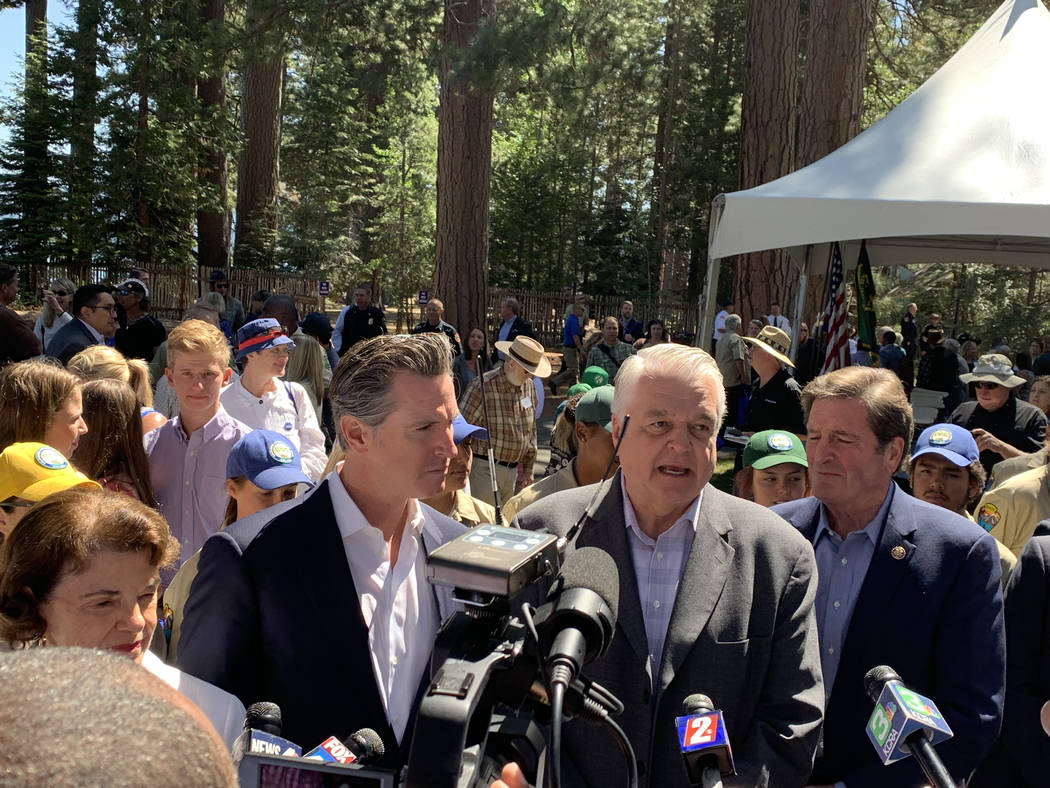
top-left (51, 290), bottom-right (69, 297)
top-left (974, 381), bottom-right (1002, 390)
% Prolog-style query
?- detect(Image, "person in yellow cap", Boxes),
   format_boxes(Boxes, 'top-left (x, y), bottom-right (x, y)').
top-left (0, 442), bottom-right (101, 540)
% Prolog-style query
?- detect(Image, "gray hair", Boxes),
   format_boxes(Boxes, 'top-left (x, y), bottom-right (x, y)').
top-left (613, 344), bottom-right (726, 424)
top-left (331, 334), bottom-right (452, 443)
top-left (502, 297), bottom-right (520, 315)
top-left (724, 314), bottom-right (742, 331)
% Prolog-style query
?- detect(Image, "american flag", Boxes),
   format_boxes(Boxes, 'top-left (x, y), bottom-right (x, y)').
top-left (821, 243), bottom-right (850, 373)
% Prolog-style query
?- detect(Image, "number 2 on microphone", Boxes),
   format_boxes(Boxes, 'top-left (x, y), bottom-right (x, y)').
top-left (686, 715), bottom-right (716, 745)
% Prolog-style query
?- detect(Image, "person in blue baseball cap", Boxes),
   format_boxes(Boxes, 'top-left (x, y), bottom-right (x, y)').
top-left (421, 414), bottom-right (497, 526)
top-left (163, 429), bottom-right (315, 660)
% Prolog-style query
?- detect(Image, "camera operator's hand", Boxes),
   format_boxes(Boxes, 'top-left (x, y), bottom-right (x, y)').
top-left (490, 762), bottom-right (533, 788)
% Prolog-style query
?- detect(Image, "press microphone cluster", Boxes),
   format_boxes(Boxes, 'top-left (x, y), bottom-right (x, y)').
top-left (303, 728), bottom-right (385, 764)
top-left (676, 695), bottom-right (736, 788)
top-left (233, 701), bottom-right (302, 760)
top-left (863, 665), bottom-right (954, 788)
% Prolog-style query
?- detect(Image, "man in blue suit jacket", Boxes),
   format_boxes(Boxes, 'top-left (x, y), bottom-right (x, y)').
top-left (773, 366), bottom-right (1004, 788)
top-left (178, 334), bottom-right (467, 768)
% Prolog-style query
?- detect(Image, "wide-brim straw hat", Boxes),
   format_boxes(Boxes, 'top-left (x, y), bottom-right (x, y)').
top-left (742, 326), bottom-right (794, 368)
top-left (959, 353), bottom-right (1025, 388)
top-left (495, 336), bottom-right (553, 378)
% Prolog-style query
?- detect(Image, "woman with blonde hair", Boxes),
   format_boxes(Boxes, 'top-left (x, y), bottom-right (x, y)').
top-left (0, 360), bottom-right (87, 458)
top-left (33, 276), bottom-right (76, 351)
top-left (67, 345), bottom-right (166, 434)
top-left (71, 379), bottom-right (157, 506)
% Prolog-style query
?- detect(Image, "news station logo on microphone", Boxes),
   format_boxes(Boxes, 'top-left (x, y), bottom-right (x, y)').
top-left (675, 699), bottom-right (735, 783)
top-left (865, 682), bottom-right (952, 764)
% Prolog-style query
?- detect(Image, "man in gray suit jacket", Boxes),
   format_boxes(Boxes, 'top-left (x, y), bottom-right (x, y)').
top-left (502, 343), bottom-right (824, 788)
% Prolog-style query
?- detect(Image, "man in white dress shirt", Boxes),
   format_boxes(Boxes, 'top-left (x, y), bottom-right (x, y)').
top-left (767, 302), bottom-right (791, 336)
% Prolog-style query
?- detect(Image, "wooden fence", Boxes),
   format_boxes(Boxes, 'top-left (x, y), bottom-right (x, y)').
top-left (22, 264), bottom-right (326, 324)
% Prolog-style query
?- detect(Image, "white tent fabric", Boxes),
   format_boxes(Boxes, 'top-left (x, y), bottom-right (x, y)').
top-left (700, 0), bottom-right (1050, 344)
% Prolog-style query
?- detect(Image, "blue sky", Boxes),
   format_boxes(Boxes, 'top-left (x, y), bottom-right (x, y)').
top-left (1, 4), bottom-right (74, 102)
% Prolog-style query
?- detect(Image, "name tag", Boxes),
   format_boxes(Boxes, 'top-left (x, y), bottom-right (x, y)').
top-left (520, 396), bottom-right (532, 409)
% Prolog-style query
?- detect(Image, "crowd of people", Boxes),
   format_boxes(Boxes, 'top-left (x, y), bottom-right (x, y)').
top-left (2, 263), bottom-right (1050, 788)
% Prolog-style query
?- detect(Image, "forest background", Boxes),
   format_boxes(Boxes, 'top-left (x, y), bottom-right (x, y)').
top-left (1, 0), bottom-right (1045, 349)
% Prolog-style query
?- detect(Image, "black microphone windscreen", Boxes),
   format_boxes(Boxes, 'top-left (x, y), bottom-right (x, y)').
top-left (550, 546), bottom-right (620, 622)
top-left (245, 701), bottom-right (282, 734)
top-left (349, 728), bottom-right (385, 761)
top-left (682, 694), bottom-right (715, 715)
top-left (863, 665), bottom-right (902, 703)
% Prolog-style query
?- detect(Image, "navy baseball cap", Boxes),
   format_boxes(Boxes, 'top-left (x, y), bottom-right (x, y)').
top-left (911, 423), bottom-right (979, 467)
top-left (452, 414), bottom-right (488, 445)
top-left (226, 430), bottom-right (314, 490)
top-left (236, 317), bottom-right (295, 362)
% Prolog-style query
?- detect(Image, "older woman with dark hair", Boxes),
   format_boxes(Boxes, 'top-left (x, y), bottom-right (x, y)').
top-left (0, 359), bottom-right (87, 457)
top-left (0, 488), bottom-right (244, 748)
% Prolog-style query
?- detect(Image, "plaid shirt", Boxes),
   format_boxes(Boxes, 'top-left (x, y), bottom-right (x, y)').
top-left (623, 483), bottom-right (702, 676)
top-left (460, 366), bottom-right (537, 469)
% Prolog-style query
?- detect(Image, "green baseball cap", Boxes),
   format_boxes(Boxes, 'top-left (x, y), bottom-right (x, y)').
top-left (575, 385), bottom-right (615, 432)
top-left (566, 382), bottom-right (593, 396)
top-left (742, 430), bottom-right (808, 470)
top-left (581, 366), bottom-right (609, 388)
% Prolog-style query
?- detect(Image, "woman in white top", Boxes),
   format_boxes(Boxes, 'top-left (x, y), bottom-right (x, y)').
top-left (34, 277), bottom-right (75, 352)
top-left (220, 317), bottom-right (327, 480)
top-left (0, 488), bottom-right (246, 750)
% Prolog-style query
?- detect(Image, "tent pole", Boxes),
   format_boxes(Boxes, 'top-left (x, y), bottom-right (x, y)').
top-left (700, 196), bottom-right (727, 350)
top-left (790, 246), bottom-right (811, 360)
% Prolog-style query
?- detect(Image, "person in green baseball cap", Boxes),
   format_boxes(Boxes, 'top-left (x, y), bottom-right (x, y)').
top-left (580, 365), bottom-right (609, 388)
top-left (734, 429), bottom-right (809, 508)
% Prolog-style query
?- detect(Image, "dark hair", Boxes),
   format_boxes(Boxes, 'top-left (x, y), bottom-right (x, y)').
top-left (463, 325), bottom-right (490, 363)
top-left (72, 284), bottom-right (112, 318)
top-left (71, 379), bottom-right (157, 507)
top-left (0, 264), bottom-right (16, 287)
top-left (882, 330), bottom-right (897, 345)
top-left (263, 294), bottom-right (299, 322)
top-left (0, 360), bottom-right (81, 452)
top-left (250, 289), bottom-right (271, 304)
top-left (645, 318), bottom-right (669, 342)
top-left (301, 312), bottom-right (333, 345)
top-left (0, 489), bottom-right (178, 645)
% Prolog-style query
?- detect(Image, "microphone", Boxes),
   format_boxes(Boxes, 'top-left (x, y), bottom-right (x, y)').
top-left (303, 728), bottom-right (385, 765)
top-left (1041, 700), bottom-right (1050, 738)
top-left (863, 666), bottom-right (954, 788)
top-left (543, 546), bottom-right (619, 691)
top-left (676, 694), bottom-right (736, 788)
top-left (232, 702), bottom-right (303, 761)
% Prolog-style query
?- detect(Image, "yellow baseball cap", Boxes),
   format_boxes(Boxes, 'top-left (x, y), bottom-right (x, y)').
top-left (0, 443), bottom-right (101, 503)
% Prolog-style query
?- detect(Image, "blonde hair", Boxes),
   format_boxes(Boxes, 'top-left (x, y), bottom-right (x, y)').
top-left (166, 320), bottom-right (230, 368)
top-left (285, 332), bottom-right (325, 409)
top-left (67, 345), bottom-right (154, 407)
top-left (41, 277), bottom-right (76, 328)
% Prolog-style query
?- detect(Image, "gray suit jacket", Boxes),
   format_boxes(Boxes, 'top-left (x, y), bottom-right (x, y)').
top-left (517, 475), bottom-right (823, 788)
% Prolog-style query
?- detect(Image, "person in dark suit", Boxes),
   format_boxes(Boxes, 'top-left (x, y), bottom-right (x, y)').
top-left (773, 366), bottom-right (1005, 788)
top-left (46, 284), bottom-right (117, 364)
top-left (504, 343), bottom-right (824, 788)
top-left (970, 524), bottom-right (1050, 788)
top-left (178, 333), bottom-right (467, 767)
top-left (492, 297), bottom-right (536, 364)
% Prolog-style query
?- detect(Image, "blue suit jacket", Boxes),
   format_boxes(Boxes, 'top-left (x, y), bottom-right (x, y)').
top-left (773, 489), bottom-right (1005, 788)
top-left (177, 479), bottom-right (465, 768)
top-left (45, 317), bottom-right (99, 364)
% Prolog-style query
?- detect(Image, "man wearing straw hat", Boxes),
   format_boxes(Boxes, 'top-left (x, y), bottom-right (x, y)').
top-left (740, 325), bottom-right (806, 436)
top-left (460, 335), bottom-right (552, 507)
top-left (948, 353), bottom-right (1047, 476)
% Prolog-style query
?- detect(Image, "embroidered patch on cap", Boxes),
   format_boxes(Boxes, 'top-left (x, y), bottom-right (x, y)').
top-left (977, 503), bottom-right (1000, 532)
top-left (928, 429), bottom-right (953, 446)
top-left (34, 446), bottom-right (68, 470)
top-left (767, 432), bottom-right (794, 452)
top-left (268, 440), bottom-right (295, 464)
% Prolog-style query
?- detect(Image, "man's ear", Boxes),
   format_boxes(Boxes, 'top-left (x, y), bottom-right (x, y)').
top-left (340, 414), bottom-right (371, 454)
top-left (222, 367), bottom-right (233, 386)
top-left (575, 421), bottom-right (589, 445)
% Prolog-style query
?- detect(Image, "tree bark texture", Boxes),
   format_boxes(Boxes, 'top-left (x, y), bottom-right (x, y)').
top-left (71, 0), bottom-right (100, 266)
top-left (234, 0), bottom-right (284, 270)
top-left (798, 0), bottom-right (877, 324)
top-left (197, 0), bottom-right (230, 271)
top-left (733, 0), bottom-right (800, 326)
top-left (433, 0), bottom-right (496, 336)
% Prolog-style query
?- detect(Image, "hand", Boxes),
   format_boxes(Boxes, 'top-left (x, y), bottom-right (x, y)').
top-left (42, 290), bottom-right (62, 313)
top-left (490, 762), bottom-right (533, 788)
top-left (971, 428), bottom-right (1007, 455)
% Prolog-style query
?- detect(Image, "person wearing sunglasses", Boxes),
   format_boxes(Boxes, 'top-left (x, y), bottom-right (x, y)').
top-left (949, 353), bottom-right (1048, 477)
top-left (33, 277), bottom-right (76, 351)
top-left (46, 284), bottom-right (119, 365)
top-left (0, 442), bottom-right (101, 542)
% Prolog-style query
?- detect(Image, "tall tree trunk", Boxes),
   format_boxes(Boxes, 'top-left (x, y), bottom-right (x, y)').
top-left (433, 0), bottom-right (496, 335)
top-left (197, 0), bottom-right (230, 271)
top-left (22, 0), bottom-right (49, 267)
top-left (652, 0), bottom-right (680, 296)
top-left (234, 0), bottom-right (285, 270)
top-left (71, 0), bottom-right (100, 267)
top-left (733, 0), bottom-right (800, 325)
top-left (135, 0), bottom-right (152, 263)
top-left (798, 0), bottom-right (877, 325)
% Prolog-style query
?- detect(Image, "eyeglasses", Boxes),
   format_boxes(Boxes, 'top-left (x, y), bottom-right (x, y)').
top-left (88, 304), bottom-right (118, 313)
top-left (974, 381), bottom-right (1002, 390)
top-left (214, 283), bottom-right (229, 289)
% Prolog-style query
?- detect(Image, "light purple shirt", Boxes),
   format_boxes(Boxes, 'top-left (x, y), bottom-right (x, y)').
top-left (623, 478), bottom-right (703, 679)
top-left (144, 406), bottom-right (251, 582)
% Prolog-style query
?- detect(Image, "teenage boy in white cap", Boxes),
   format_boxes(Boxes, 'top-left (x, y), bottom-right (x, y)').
top-left (460, 335), bottom-right (551, 506)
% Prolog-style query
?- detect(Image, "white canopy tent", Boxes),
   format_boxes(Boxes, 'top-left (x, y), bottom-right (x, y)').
top-left (700, 0), bottom-right (1050, 349)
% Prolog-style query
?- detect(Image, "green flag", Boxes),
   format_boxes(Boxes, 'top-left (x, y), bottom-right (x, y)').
top-left (854, 240), bottom-right (878, 365)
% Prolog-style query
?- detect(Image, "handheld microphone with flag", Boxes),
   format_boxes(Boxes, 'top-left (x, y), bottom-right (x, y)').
top-left (676, 694), bottom-right (736, 788)
top-left (303, 727), bottom-right (385, 765)
top-left (232, 702), bottom-right (302, 761)
top-left (863, 665), bottom-right (954, 788)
